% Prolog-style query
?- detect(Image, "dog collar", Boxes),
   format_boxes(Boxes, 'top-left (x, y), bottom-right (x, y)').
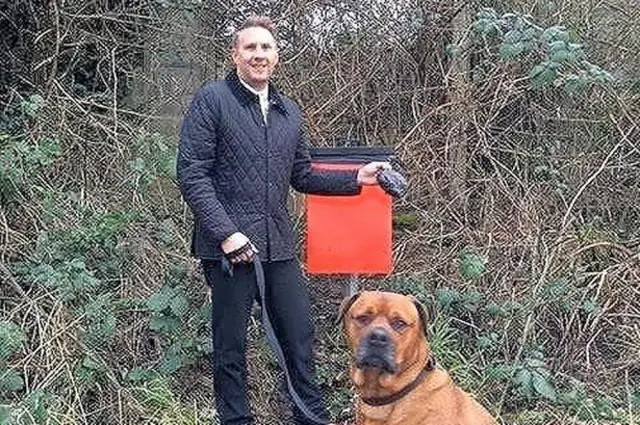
top-left (360, 356), bottom-right (437, 407)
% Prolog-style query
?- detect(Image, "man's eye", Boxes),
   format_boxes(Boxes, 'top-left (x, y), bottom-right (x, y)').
top-left (391, 319), bottom-right (408, 331)
top-left (354, 315), bottom-right (372, 326)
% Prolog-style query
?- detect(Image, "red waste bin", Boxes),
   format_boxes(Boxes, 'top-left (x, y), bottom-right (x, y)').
top-left (306, 147), bottom-right (393, 275)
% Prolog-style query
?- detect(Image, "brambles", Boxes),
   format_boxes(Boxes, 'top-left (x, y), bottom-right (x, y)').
top-left (470, 8), bottom-right (615, 93)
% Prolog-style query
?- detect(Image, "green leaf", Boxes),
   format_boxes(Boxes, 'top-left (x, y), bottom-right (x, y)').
top-left (514, 368), bottom-right (534, 398)
top-left (154, 219), bottom-right (177, 247)
top-left (477, 8), bottom-right (498, 20)
top-left (581, 299), bottom-right (601, 315)
top-left (629, 391), bottom-right (640, 411)
top-left (588, 64), bottom-right (615, 84)
top-left (568, 43), bottom-right (585, 60)
top-left (0, 369), bottom-right (24, 392)
top-left (476, 333), bottom-right (499, 350)
top-left (563, 74), bottom-right (588, 94)
top-left (445, 43), bottom-right (460, 59)
top-left (472, 16), bottom-right (501, 38)
top-left (484, 303), bottom-right (508, 318)
top-left (548, 40), bottom-right (567, 50)
top-left (499, 42), bottom-right (525, 60)
top-left (549, 40), bottom-right (570, 62)
top-left (197, 336), bottom-right (213, 355)
top-left (436, 287), bottom-right (461, 308)
top-left (459, 249), bottom-right (486, 280)
top-left (503, 29), bottom-right (522, 44)
top-left (149, 315), bottom-right (180, 334)
top-left (486, 363), bottom-right (514, 381)
top-left (521, 27), bottom-right (538, 41)
top-left (23, 389), bottom-right (48, 423)
top-left (532, 370), bottom-right (557, 401)
top-left (525, 358), bottom-right (546, 368)
top-left (559, 385), bottom-right (584, 405)
top-left (198, 302), bottom-right (212, 323)
top-left (75, 359), bottom-right (103, 387)
top-left (159, 354), bottom-right (182, 374)
top-left (504, 300), bottom-right (524, 313)
top-left (81, 356), bottom-right (103, 371)
top-left (127, 367), bottom-right (150, 382)
top-left (169, 294), bottom-right (189, 317)
top-left (0, 405), bottom-right (12, 425)
top-left (0, 321), bottom-right (26, 361)
top-left (529, 62), bottom-right (558, 88)
top-left (166, 263), bottom-right (188, 285)
top-left (30, 138), bottom-right (61, 167)
top-left (147, 287), bottom-right (175, 312)
top-left (543, 278), bottom-right (569, 297)
top-left (541, 25), bottom-right (569, 42)
top-left (21, 94), bottom-right (45, 119)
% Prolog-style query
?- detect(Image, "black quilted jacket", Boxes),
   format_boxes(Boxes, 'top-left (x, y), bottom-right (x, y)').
top-left (177, 71), bottom-right (361, 261)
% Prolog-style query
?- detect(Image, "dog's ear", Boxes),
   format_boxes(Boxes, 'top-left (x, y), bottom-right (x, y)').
top-left (409, 296), bottom-right (429, 336)
top-left (334, 291), bottom-right (361, 326)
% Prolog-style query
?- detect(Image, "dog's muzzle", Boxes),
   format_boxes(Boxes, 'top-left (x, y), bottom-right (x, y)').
top-left (355, 327), bottom-right (397, 373)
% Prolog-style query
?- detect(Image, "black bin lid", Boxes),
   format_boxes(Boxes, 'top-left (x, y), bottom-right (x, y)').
top-left (308, 146), bottom-right (393, 164)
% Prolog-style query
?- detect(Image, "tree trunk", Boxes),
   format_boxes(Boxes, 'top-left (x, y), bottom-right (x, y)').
top-left (446, 0), bottom-right (472, 210)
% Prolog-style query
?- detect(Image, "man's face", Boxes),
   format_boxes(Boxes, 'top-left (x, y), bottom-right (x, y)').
top-left (232, 26), bottom-right (279, 90)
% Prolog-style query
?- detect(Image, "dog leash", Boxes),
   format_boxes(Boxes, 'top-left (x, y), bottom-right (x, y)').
top-left (360, 356), bottom-right (437, 407)
top-left (222, 256), bottom-right (328, 425)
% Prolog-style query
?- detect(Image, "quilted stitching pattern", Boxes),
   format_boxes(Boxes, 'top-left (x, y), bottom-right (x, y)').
top-left (177, 72), bottom-right (361, 261)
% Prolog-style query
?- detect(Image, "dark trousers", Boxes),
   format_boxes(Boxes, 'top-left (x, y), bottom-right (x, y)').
top-left (202, 259), bottom-right (330, 425)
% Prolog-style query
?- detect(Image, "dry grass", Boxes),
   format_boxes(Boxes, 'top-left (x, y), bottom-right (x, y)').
top-left (1, 0), bottom-right (639, 424)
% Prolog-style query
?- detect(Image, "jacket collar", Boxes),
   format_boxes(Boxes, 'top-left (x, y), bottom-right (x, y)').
top-left (226, 70), bottom-right (288, 115)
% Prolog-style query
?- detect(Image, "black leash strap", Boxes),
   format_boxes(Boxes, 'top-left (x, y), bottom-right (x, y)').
top-left (223, 256), bottom-right (328, 424)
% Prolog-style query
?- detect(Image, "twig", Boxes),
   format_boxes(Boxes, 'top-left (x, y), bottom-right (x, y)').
top-left (561, 113), bottom-right (635, 231)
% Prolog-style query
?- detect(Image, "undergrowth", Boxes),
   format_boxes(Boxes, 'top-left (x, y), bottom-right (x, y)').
top-left (1, 1), bottom-right (639, 425)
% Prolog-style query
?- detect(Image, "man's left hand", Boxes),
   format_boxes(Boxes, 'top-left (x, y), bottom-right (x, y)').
top-left (357, 161), bottom-right (392, 185)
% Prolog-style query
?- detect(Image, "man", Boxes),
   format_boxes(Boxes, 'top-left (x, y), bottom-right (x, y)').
top-left (177, 16), bottom-right (390, 425)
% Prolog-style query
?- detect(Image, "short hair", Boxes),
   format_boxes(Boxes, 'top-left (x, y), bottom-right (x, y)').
top-left (232, 16), bottom-right (277, 47)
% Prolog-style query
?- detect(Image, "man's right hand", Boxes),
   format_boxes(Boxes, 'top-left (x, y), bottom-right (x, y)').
top-left (221, 232), bottom-right (257, 263)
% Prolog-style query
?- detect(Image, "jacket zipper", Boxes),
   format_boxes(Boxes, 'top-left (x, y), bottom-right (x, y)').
top-left (263, 108), bottom-right (271, 261)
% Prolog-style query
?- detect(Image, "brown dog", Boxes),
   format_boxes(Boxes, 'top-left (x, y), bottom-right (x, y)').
top-left (338, 291), bottom-right (497, 425)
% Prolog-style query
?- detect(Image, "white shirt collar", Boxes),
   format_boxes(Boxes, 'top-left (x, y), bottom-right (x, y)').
top-left (238, 74), bottom-right (270, 123)
top-left (238, 75), bottom-right (269, 99)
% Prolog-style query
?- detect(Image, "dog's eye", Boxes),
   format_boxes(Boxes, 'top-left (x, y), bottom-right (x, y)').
top-left (391, 319), bottom-right (408, 331)
top-left (354, 314), bottom-right (373, 326)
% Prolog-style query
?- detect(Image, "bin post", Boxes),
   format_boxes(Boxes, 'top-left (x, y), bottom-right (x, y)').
top-left (343, 275), bottom-right (359, 298)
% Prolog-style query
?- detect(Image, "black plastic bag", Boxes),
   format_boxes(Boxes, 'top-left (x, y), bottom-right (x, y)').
top-left (376, 169), bottom-right (408, 198)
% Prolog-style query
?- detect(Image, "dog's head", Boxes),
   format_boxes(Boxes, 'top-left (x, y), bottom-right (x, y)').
top-left (337, 291), bottom-right (429, 375)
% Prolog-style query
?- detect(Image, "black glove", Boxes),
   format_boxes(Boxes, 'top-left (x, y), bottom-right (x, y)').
top-left (221, 242), bottom-right (255, 277)
top-left (376, 169), bottom-right (408, 198)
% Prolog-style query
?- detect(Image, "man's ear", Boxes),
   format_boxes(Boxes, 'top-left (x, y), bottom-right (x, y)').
top-left (334, 291), bottom-right (361, 326)
top-left (409, 296), bottom-right (429, 336)
top-left (230, 47), bottom-right (239, 66)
